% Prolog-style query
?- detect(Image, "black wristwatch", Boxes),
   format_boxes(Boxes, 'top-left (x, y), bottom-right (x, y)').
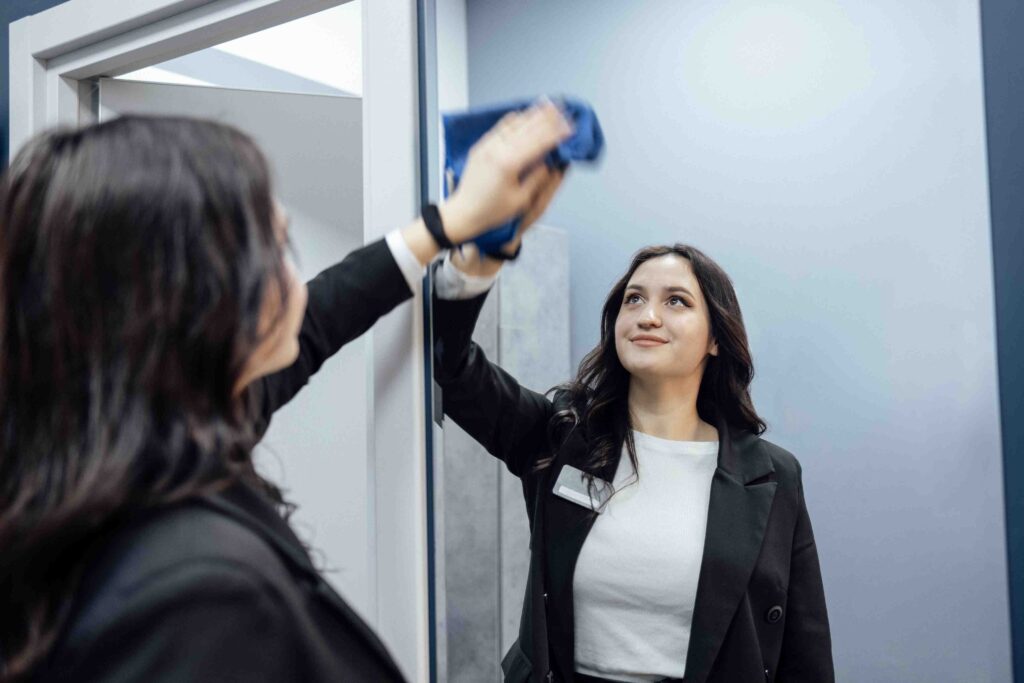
top-left (421, 204), bottom-right (454, 249)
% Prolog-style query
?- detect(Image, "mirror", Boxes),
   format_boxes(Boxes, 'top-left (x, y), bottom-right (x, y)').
top-left (421, 1), bottom-right (1010, 681)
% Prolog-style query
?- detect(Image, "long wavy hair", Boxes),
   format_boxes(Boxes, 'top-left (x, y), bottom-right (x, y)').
top-left (549, 244), bottom-right (766, 485)
top-left (0, 116), bottom-right (292, 680)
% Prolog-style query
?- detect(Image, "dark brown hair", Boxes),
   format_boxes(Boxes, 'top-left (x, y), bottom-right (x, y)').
top-left (550, 244), bottom-right (765, 484)
top-left (0, 116), bottom-right (291, 680)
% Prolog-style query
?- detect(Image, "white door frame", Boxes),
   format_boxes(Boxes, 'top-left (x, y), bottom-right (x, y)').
top-left (9, 1), bottom-right (429, 680)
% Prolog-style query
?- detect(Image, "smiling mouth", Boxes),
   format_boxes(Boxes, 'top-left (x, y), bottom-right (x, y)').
top-left (631, 336), bottom-right (667, 346)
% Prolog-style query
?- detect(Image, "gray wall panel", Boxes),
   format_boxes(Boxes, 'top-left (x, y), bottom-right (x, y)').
top-left (498, 227), bottom-right (571, 653)
top-left (443, 289), bottom-right (502, 682)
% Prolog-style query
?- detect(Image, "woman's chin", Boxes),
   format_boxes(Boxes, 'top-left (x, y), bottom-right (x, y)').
top-left (622, 358), bottom-right (664, 379)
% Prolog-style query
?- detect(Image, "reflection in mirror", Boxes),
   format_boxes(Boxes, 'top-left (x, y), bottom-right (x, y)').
top-left (106, 2), bottom-right (374, 617)
top-left (425, 1), bottom-right (1010, 682)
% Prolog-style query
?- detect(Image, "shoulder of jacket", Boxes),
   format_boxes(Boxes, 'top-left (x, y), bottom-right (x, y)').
top-left (89, 503), bottom-right (294, 599)
top-left (752, 435), bottom-right (803, 480)
top-left (57, 504), bottom-right (298, 661)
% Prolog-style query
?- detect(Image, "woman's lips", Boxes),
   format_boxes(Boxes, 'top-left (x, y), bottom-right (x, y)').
top-left (631, 336), bottom-right (667, 347)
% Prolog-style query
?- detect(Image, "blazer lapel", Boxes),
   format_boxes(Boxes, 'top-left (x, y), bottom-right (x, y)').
top-left (684, 421), bottom-right (777, 683)
top-left (542, 428), bottom-right (606, 680)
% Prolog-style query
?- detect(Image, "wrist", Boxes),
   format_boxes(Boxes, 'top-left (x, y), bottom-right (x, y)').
top-left (439, 197), bottom-right (478, 244)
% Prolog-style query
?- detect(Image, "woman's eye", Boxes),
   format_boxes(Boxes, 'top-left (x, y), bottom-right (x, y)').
top-left (668, 296), bottom-right (688, 307)
top-left (624, 293), bottom-right (642, 305)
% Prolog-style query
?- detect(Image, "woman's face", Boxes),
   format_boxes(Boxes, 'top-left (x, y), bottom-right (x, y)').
top-left (237, 204), bottom-right (308, 391)
top-left (613, 254), bottom-right (718, 383)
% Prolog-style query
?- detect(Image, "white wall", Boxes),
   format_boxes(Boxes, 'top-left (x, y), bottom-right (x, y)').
top-left (120, 1), bottom-right (362, 96)
top-left (465, 0), bottom-right (1011, 680)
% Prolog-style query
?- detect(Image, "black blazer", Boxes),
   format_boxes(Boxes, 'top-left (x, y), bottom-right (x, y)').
top-left (39, 239), bottom-right (413, 682)
top-left (432, 288), bottom-right (834, 683)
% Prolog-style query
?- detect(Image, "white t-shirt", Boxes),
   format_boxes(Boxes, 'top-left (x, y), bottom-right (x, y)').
top-left (572, 431), bottom-right (719, 682)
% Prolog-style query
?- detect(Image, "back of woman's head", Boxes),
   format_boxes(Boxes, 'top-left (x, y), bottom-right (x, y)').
top-left (0, 116), bottom-right (289, 678)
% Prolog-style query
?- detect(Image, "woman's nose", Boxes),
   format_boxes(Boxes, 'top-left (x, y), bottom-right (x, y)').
top-left (639, 307), bottom-right (661, 327)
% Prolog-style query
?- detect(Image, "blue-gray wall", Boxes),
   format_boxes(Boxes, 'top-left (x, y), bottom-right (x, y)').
top-left (466, 1), bottom-right (1012, 680)
top-left (980, 1), bottom-right (1024, 680)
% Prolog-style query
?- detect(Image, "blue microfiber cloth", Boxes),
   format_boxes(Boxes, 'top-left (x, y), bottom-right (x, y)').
top-left (442, 97), bottom-right (604, 254)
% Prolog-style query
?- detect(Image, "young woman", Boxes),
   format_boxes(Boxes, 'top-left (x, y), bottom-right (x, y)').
top-left (0, 105), bottom-right (571, 681)
top-left (432, 231), bottom-right (834, 682)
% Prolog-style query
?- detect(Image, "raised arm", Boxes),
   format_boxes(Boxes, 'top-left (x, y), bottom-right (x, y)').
top-left (430, 135), bottom-right (567, 475)
top-left (257, 238), bottom-right (413, 419)
top-left (432, 281), bottom-right (556, 478)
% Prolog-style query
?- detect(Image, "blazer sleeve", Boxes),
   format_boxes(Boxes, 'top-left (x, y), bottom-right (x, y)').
top-left (776, 466), bottom-right (835, 682)
top-left (48, 560), bottom-right (301, 682)
top-left (257, 238), bottom-right (413, 425)
top-left (432, 285), bottom-right (555, 478)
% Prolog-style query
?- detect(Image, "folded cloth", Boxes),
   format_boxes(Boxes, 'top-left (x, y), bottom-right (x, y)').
top-left (443, 97), bottom-right (604, 255)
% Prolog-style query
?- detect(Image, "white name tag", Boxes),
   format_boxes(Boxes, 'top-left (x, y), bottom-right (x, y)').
top-left (552, 464), bottom-right (612, 512)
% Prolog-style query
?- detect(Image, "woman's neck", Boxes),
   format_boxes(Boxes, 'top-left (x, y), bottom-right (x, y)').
top-left (627, 375), bottom-right (718, 442)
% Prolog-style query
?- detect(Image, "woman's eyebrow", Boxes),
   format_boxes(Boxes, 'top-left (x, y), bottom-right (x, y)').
top-left (627, 284), bottom-right (694, 296)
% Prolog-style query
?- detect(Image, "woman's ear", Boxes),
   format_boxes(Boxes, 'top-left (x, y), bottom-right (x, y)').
top-left (709, 338), bottom-right (719, 357)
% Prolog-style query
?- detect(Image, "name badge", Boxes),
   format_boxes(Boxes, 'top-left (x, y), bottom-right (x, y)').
top-left (552, 465), bottom-right (612, 512)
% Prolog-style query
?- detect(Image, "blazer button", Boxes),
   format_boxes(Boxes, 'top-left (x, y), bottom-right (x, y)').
top-left (766, 605), bottom-right (784, 624)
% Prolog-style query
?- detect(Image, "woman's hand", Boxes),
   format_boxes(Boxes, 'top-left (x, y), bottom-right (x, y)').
top-left (440, 101), bottom-right (573, 243)
top-left (401, 100), bottom-right (571, 267)
top-left (500, 163), bottom-right (566, 253)
top-left (447, 161), bottom-right (566, 277)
